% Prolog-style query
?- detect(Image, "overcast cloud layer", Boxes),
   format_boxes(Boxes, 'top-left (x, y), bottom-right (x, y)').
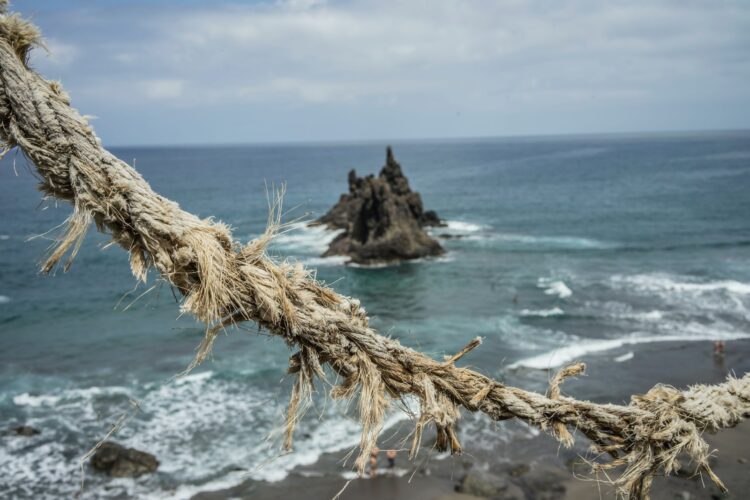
top-left (16, 0), bottom-right (750, 145)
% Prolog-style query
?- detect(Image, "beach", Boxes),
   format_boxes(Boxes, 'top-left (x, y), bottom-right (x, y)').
top-left (193, 339), bottom-right (750, 500)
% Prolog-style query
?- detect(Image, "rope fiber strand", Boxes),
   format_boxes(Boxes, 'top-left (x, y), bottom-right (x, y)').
top-left (1, 5), bottom-right (748, 498)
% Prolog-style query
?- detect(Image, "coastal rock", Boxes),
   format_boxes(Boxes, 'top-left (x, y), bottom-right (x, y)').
top-left (318, 147), bottom-right (445, 231)
top-left (457, 469), bottom-right (524, 499)
top-left (518, 466), bottom-right (567, 500)
top-left (11, 425), bottom-right (40, 437)
top-left (91, 441), bottom-right (159, 478)
top-left (318, 147), bottom-right (445, 265)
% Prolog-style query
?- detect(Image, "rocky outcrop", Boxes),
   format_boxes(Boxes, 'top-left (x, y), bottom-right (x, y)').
top-left (455, 463), bottom-right (567, 500)
top-left (318, 147), bottom-right (444, 230)
top-left (91, 442), bottom-right (159, 478)
top-left (457, 469), bottom-right (524, 499)
top-left (10, 425), bottom-right (40, 437)
top-left (317, 147), bottom-right (444, 265)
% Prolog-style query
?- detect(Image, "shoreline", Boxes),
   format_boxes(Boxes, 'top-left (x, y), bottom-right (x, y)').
top-left (192, 338), bottom-right (750, 499)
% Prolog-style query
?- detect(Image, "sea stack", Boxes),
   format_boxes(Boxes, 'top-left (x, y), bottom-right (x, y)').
top-left (317, 146), bottom-right (445, 265)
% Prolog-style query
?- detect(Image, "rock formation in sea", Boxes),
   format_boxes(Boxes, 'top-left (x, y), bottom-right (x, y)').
top-left (317, 146), bottom-right (444, 265)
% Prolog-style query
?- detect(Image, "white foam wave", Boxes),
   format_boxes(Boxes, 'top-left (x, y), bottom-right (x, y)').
top-left (614, 274), bottom-right (750, 296)
top-left (13, 393), bottom-right (61, 407)
top-left (340, 467), bottom-right (410, 480)
top-left (0, 295), bottom-right (10, 304)
top-left (4, 371), bottom-right (416, 499)
top-left (509, 331), bottom-right (750, 370)
top-left (442, 220), bottom-right (486, 233)
top-left (301, 255), bottom-right (350, 267)
top-left (347, 261), bottom-right (392, 269)
top-left (520, 307), bottom-right (565, 318)
top-left (493, 316), bottom-right (575, 351)
top-left (614, 351), bottom-right (634, 363)
top-left (347, 253), bottom-right (455, 268)
top-left (537, 279), bottom-right (572, 299)
top-left (493, 233), bottom-right (610, 249)
top-left (0, 234), bottom-right (9, 240)
top-left (173, 370), bottom-right (213, 385)
top-left (633, 310), bottom-right (664, 322)
top-left (12, 385), bottom-right (133, 408)
top-left (151, 471), bottom-right (247, 500)
top-left (270, 222), bottom-right (343, 255)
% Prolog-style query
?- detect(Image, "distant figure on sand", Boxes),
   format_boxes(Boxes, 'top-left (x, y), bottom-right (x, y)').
top-left (387, 449), bottom-right (397, 470)
top-left (714, 340), bottom-right (726, 356)
top-left (369, 446), bottom-right (379, 477)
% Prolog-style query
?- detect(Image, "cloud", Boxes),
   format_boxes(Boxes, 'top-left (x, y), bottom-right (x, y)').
top-left (141, 79), bottom-right (185, 100)
top-left (132, 1), bottom-right (750, 104)
top-left (16, 0), bottom-right (750, 144)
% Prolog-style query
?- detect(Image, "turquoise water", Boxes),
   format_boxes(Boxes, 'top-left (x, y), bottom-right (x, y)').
top-left (1, 131), bottom-right (750, 497)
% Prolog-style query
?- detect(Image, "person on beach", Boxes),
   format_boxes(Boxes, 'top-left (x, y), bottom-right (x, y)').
top-left (386, 449), bottom-right (397, 470)
top-left (369, 446), bottom-right (379, 477)
top-left (714, 340), bottom-right (726, 356)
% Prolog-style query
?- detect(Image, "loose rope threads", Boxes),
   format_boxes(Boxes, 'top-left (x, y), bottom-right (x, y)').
top-left (1, 4), bottom-right (749, 498)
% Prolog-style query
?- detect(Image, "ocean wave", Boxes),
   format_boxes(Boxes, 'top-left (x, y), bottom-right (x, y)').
top-left (0, 295), bottom-right (10, 304)
top-left (435, 224), bottom-right (612, 251)
top-left (589, 302), bottom-right (666, 323)
top-left (493, 316), bottom-right (575, 351)
top-left (614, 351), bottom-right (634, 363)
top-left (492, 233), bottom-right (611, 249)
top-left (300, 255), bottom-right (350, 267)
top-left (13, 392), bottom-right (61, 407)
top-left (537, 278), bottom-right (572, 298)
top-left (508, 330), bottom-right (750, 370)
top-left (340, 467), bottom-right (411, 480)
top-left (441, 220), bottom-right (487, 233)
top-left (632, 310), bottom-right (664, 322)
top-left (0, 234), bottom-right (9, 240)
top-left (172, 370), bottom-right (213, 386)
top-left (269, 222), bottom-right (343, 255)
top-left (345, 253), bottom-right (455, 269)
top-left (519, 307), bottom-right (565, 318)
top-left (13, 386), bottom-right (133, 408)
top-left (613, 273), bottom-right (750, 296)
top-left (3, 370), bottom-right (416, 499)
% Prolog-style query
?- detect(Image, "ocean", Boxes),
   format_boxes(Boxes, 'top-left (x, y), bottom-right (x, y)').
top-left (1, 131), bottom-right (749, 498)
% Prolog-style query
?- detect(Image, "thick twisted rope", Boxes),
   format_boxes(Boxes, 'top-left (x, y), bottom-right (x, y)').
top-left (1, 5), bottom-right (749, 498)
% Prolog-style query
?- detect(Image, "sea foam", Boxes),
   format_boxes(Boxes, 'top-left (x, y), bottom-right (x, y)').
top-left (4, 370), bottom-right (417, 499)
top-left (520, 307), bottom-right (565, 318)
top-left (613, 273), bottom-right (750, 296)
top-left (509, 331), bottom-right (750, 370)
top-left (537, 278), bottom-right (572, 298)
top-left (269, 222), bottom-right (342, 255)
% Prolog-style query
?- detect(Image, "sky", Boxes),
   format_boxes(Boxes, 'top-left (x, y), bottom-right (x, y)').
top-left (12, 0), bottom-right (750, 146)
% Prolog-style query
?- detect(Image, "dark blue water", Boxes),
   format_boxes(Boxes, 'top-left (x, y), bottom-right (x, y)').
top-left (1, 131), bottom-right (749, 497)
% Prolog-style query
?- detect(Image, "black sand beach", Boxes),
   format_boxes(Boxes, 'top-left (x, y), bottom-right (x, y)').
top-left (193, 339), bottom-right (750, 500)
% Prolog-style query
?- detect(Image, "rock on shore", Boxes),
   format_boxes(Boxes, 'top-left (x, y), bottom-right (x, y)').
top-left (91, 441), bottom-right (159, 478)
top-left (317, 147), bottom-right (444, 265)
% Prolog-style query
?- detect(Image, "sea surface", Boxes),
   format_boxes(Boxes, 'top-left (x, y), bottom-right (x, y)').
top-left (1, 131), bottom-right (749, 498)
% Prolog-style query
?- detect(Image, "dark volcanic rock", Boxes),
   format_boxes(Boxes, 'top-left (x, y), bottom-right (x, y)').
top-left (318, 147), bottom-right (445, 231)
top-left (91, 442), bottom-right (159, 478)
top-left (11, 425), bottom-right (40, 437)
top-left (518, 465), bottom-right (567, 500)
top-left (318, 147), bottom-right (445, 265)
top-left (456, 469), bottom-right (524, 499)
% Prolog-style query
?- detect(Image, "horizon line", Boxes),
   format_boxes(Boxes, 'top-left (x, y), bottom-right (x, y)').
top-left (105, 127), bottom-right (750, 150)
